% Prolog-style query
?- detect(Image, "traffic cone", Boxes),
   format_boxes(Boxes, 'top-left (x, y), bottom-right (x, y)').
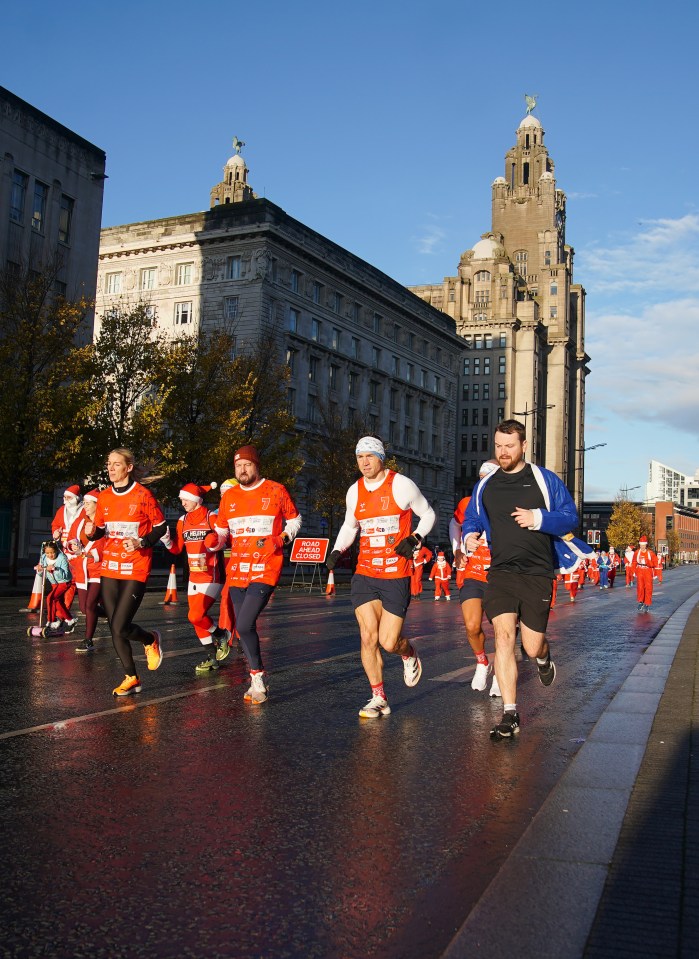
top-left (161, 564), bottom-right (179, 605)
top-left (325, 570), bottom-right (336, 597)
top-left (19, 571), bottom-right (44, 612)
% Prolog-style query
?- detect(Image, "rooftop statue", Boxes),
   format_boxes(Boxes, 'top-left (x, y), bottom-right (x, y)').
top-left (524, 93), bottom-right (538, 114)
top-left (232, 136), bottom-right (246, 154)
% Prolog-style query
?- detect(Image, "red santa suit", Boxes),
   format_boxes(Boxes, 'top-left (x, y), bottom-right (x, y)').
top-left (51, 485), bottom-right (86, 612)
top-left (551, 574), bottom-right (561, 608)
top-left (565, 568), bottom-right (579, 602)
top-left (624, 547), bottom-right (635, 587)
top-left (429, 552), bottom-right (452, 600)
top-left (587, 554), bottom-right (600, 586)
top-left (607, 548), bottom-right (621, 587)
top-left (630, 539), bottom-right (658, 608)
top-left (654, 553), bottom-right (664, 584)
top-left (410, 544), bottom-right (432, 597)
top-left (168, 484), bottom-right (226, 643)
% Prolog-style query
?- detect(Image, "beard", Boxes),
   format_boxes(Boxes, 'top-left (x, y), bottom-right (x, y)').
top-left (497, 453), bottom-right (523, 472)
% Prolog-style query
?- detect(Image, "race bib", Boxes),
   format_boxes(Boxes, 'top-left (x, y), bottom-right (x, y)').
top-left (229, 515), bottom-right (275, 538)
top-left (106, 521), bottom-right (140, 540)
top-left (359, 515), bottom-right (400, 537)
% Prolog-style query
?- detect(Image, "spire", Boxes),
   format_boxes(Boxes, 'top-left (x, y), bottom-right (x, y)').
top-left (210, 137), bottom-right (256, 207)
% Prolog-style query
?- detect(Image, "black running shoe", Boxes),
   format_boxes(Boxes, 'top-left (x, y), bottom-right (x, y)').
top-left (75, 639), bottom-right (94, 653)
top-left (490, 711), bottom-right (520, 739)
top-left (537, 657), bottom-right (556, 687)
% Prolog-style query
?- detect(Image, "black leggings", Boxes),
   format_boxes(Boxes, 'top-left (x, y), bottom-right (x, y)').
top-left (229, 583), bottom-right (274, 671)
top-left (100, 577), bottom-right (150, 676)
top-left (85, 582), bottom-right (106, 642)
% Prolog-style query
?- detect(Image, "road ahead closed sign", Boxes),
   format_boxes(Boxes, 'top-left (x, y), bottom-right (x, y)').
top-left (290, 538), bottom-right (329, 564)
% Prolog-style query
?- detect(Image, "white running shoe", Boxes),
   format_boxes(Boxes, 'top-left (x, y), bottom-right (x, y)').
top-left (403, 651), bottom-right (423, 687)
top-left (489, 674), bottom-right (501, 698)
top-left (243, 671), bottom-right (268, 704)
top-left (472, 661), bottom-right (492, 691)
top-left (358, 695), bottom-right (391, 719)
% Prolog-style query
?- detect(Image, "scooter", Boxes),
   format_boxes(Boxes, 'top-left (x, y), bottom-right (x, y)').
top-left (27, 565), bottom-right (47, 638)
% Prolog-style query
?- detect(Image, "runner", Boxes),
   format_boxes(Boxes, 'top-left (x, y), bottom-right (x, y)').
top-left (449, 459), bottom-right (500, 694)
top-left (462, 419), bottom-right (591, 741)
top-left (212, 446), bottom-right (301, 704)
top-left (84, 448), bottom-right (168, 696)
top-left (630, 535), bottom-right (659, 613)
top-left (326, 435), bottom-right (435, 719)
top-left (51, 484), bottom-right (85, 615)
top-left (166, 481), bottom-right (229, 675)
top-left (409, 540), bottom-right (432, 599)
top-left (429, 551), bottom-right (452, 600)
top-left (75, 489), bottom-right (106, 653)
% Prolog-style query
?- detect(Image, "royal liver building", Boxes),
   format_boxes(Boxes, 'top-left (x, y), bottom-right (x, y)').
top-left (409, 102), bottom-right (589, 511)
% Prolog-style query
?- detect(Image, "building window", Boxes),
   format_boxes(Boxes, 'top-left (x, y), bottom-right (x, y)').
top-left (461, 436), bottom-right (468, 453)
top-left (550, 306), bottom-right (558, 319)
top-left (106, 272), bottom-right (123, 295)
top-left (499, 332), bottom-right (507, 347)
top-left (31, 181), bottom-right (49, 232)
top-left (419, 400), bottom-right (426, 422)
top-left (472, 409), bottom-right (479, 426)
top-left (545, 250), bottom-right (551, 266)
top-left (307, 394), bottom-right (318, 423)
top-left (289, 308), bottom-right (299, 333)
top-left (418, 430), bottom-right (425, 452)
top-left (286, 348), bottom-right (296, 375)
top-left (405, 396), bottom-right (412, 417)
top-left (463, 358), bottom-right (470, 376)
top-left (483, 383), bottom-right (490, 400)
top-left (175, 302), bottom-right (192, 325)
top-left (432, 406), bottom-right (438, 428)
top-left (372, 346), bottom-right (381, 368)
top-left (407, 332), bottom-right (414, 349)
top-left (484, 334), bottom-right (493, 349)
top-left (499, 356), bottom-right (506, 374)
top-left (352, 337), bottom-right (360, 359)
top-left (332, 291), bottom-right (342, 313)
top-left (420, 369), bottom-right (427, 388)
top-left (407, 364), bottom-right (414, 383)
top-left (58, 194), bottom-right (74, 244)
top-left (392, 355), bottom-right (399, 375)
top-left (329, 364), bottom-right (339, 390)
top-left (462, 384), bottom-right (469, 401)
top-left (332, 327), bottom-right (341, 350)
top-left (224, 295), bottom-right (239, 320)
top-left (373, 312), bottom-right (382, 334)
top-left (369, 380), bottom-right (379, 404)
top-left (349, 372), bottom-right (359, 397)
top-left (473, 384), bottom-right (480, 401)
top-left (176, 262), bottom-right (193, 285)
top-left (475, 334), bottom-right (483, 350)
top-left (471, 433), bottom-right (478, 452)
top-left (434, 375), bottom-right (441, 394)
top-left (497, 407), bottom-right (505, 421)
top-left (484, 357), bottom-right (491, 375)
top-left (390, 388), bottom-right (398, 411)
top-left (309, 356), bottom-right (319, 382)
top-left (291, 269), bottom-right (301, 293)
top-left (475, 270), bottom-right (491, 282)
top-left (140, 268), bottom-right (156, 290)
top-left (389, 421), bottom-right (397, 444)
top-left (227, 255), bottom-right (241, 279)
top-left (353, 302), bottom-right (361, 322)
top-left (462, 410), bottom-right (469, 427)
top-left (483, 408), bottom-right (489, 426)
top-left (287, 388), bottom-right (296, 413)
top-left (311, 318), bottom-right (320, 341)
top-left (10, 170), bottom-right (28, 223)
top-left (550, 282), bottom-right (558, 296)
top-left (474, 358), bottom-right (480, 375)
top-left (312, 281), bottom-right (322, 304)
top-left (515, 250), bottom-right (528, 275)
top-left (481, 433), bottom-right (489, 452)
top-left (403, 424), bottom-right (410, 446)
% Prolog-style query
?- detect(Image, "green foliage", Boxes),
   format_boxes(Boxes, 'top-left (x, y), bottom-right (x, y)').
top-left (606, 496), bottom-right (652, 552)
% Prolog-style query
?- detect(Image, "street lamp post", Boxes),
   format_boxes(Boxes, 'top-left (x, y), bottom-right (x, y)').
top-left (574, 442), bottom-right (607, 535)
top-left (511, 403), bottom-right (555, 460)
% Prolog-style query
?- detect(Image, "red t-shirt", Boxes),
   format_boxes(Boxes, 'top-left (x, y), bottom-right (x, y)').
top-left (354, 471), bottom-right (412, 579)
top-left (94, 482), bottom-right (165, 582)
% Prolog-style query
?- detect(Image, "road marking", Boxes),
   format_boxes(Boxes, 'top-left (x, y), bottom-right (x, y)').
top-left (0, 683), bottom-right (230, 741)
top-left (429, 666), bottom-right (475, 682)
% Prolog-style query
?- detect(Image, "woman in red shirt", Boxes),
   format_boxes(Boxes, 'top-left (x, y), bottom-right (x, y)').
top-left (85, 449), bottom-right (168, 696)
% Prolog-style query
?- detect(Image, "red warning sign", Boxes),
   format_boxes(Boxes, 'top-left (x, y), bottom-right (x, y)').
top-left (290, 538), bottom-right (329, 564)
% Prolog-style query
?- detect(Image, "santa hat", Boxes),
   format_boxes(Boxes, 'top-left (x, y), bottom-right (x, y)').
top-left (479, 460), bottom-right (499, 478)
top-left (437, 551), bottom-right (445, 558)
top-left (234, 445), bottom-right (261, 467)
top-left (220, 477), bottom-right (238, 492)
top-left (639, 536), bottom-right (648, 545)
top-left (64, 485), bottom-right (81, 499)
top-left (179, 481), bottom-right (218, 504)
top-left (83, 489), bottom-right (100, 503)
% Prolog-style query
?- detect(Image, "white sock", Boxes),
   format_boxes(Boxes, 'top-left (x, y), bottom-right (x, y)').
top-left (536, 655), bottom-right (549, 665)
top-left (504, 703), bottom-right (517, 713)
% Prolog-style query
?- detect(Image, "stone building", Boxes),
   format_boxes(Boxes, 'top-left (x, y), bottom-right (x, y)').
top-left (96, 144), bottom-right (465, 540)
top-left (0, 85), bottom-right (106, 567)
top-left (408, 110), bottom-right (588, 507)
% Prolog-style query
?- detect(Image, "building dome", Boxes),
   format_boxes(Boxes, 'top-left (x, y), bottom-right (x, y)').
top-left (492, 175), bottom-right (506, 185)
top-left (519, 114), bottom-right (542, 129)
top-left (226, 153), bottom-right (246, 168)
top-left (539, 171), bottom-right (554, 180)
top-left (472, 237), bottom-right (500, 259)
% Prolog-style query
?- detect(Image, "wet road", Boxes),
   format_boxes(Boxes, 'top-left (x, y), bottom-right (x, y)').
top-left (2, 568), bottom-right (699, 959)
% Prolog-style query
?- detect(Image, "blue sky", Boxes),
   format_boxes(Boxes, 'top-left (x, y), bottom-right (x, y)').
top-left (4, 0), bottom-right (699, 501)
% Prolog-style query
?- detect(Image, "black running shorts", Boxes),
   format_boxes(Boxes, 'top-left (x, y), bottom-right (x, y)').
top-left (483, 569), bottom-right (553, 633)
top-left (351, 574), bottom-right (411, 619)
top-left (458, 579), bottom-right (486, 604)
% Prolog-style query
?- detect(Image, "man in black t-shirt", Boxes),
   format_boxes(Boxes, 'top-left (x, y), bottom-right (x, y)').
top-left (463, 420), bottom-right (579, 740)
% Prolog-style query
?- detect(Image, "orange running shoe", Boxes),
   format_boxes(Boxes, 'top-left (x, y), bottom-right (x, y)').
top-left (113, 675), bottom-right (142, 697)
top-left (145, 629), bottom-right (163, 670)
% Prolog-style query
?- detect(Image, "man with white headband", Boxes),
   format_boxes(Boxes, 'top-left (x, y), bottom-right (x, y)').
top-left (327, 435), bottom-right (435, 718)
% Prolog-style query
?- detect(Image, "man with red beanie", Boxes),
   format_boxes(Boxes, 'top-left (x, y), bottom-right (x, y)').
top-left (212, 446), bottom-right (301, 704)
top-left (167, 481), bottom-right (229, 674)
top-left (630, 535), bottom-right (658, 612)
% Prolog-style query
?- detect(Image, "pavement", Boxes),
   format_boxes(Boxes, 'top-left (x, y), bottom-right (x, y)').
top-left (1, 568), bottom-right (698, 958)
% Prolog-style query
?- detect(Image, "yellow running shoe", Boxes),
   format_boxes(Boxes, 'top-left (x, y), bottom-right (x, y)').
top-left (113, 675), bottom-right (142, 697)
top-left (145, 630), bottom-right (163, 670)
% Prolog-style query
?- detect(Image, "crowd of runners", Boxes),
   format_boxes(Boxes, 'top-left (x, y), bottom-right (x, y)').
top-left (27, 421), bottom-right (663, 741)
